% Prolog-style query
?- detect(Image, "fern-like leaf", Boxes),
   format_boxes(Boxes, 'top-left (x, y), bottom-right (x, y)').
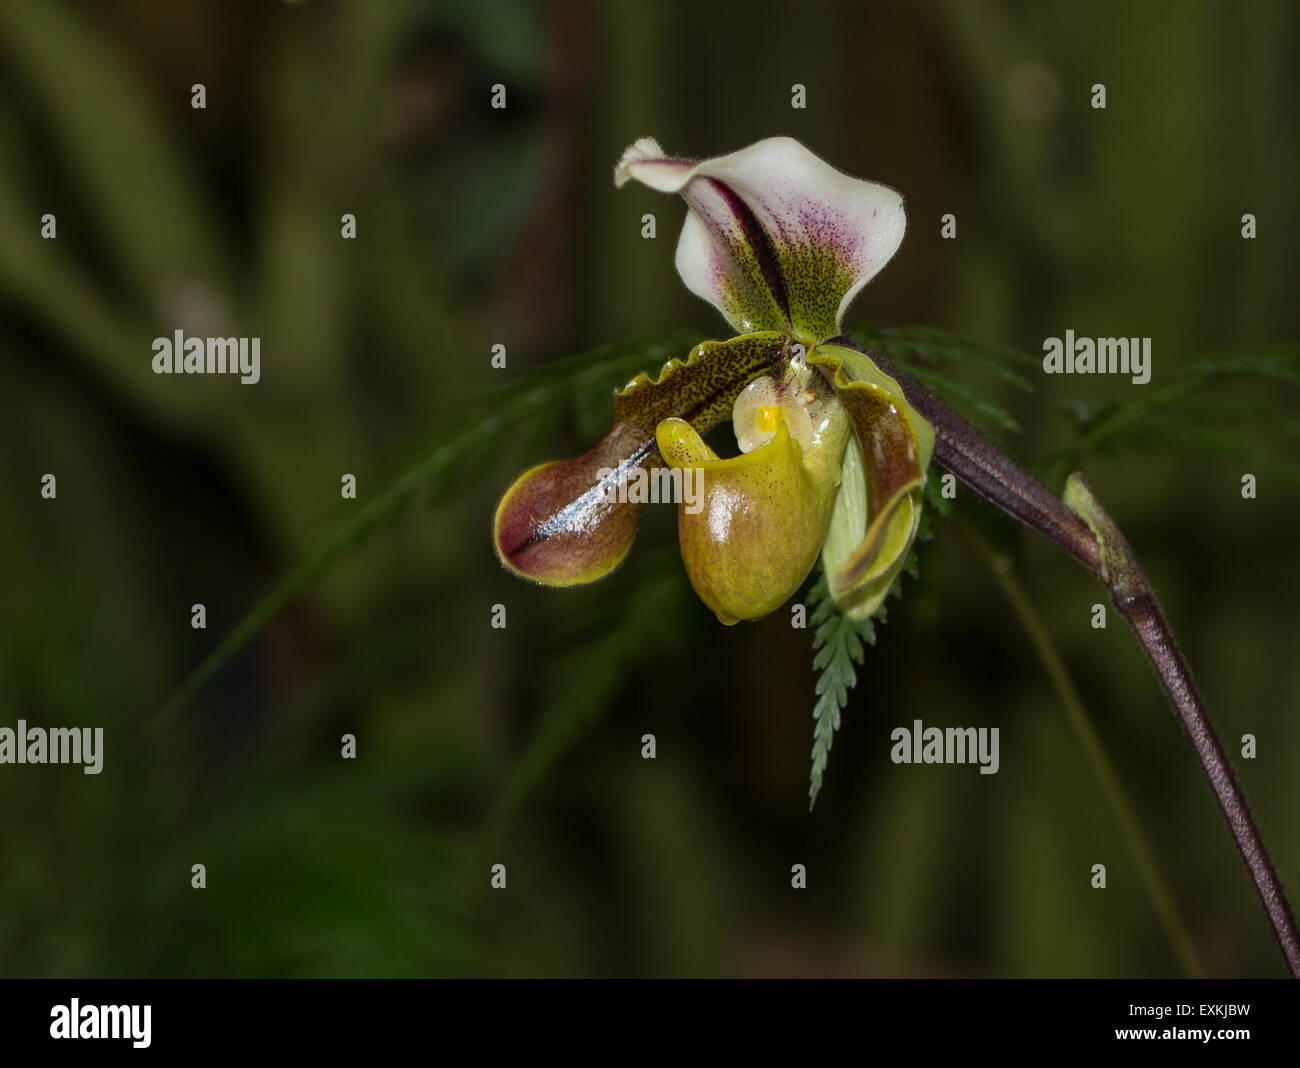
top-left (1052, 344), bottom-right (1300, 479)
top-left (850, 326), bottom-right (1036, 434)
top-left (807, 573), bottom-right (880, 810)
top-left (154, 330), bottom-right (699, 728)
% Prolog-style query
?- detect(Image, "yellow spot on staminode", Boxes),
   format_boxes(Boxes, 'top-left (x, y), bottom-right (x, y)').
top-left (756, 406), bottom-right (782, 433)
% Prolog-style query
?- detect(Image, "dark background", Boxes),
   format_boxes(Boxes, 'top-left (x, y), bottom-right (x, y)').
top-left (1, 0), bottom-right (1297, 977)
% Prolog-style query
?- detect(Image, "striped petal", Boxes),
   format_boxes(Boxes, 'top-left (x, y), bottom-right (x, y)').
top-left (493, 333), bottom-right (786, 587)
top-left (615, 137), bottom-right (906, 341)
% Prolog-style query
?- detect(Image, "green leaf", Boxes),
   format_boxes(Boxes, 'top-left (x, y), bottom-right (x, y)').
top-left (1177, 346), bottom-right (1300, 387)
top-left (849, 326), bottom-right (1034, 434)
top-left (154, 330), bottom-right (700, 728)
top-left (1051, 344), bottom-right (1300, 480)
top-left (807, 573), bottom-right (880, 809)
top-left (903, 365), bottom-right (1023, 433)
top-left (873, 325), bottom-right (1038, 385)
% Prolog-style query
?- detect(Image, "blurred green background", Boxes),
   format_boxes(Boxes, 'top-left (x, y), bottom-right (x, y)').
top-left (1, 0), bottom-right (1297, 977)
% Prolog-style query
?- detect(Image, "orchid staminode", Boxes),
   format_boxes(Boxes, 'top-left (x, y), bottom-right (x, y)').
top-left (494, 136), bottom-right (933, 624)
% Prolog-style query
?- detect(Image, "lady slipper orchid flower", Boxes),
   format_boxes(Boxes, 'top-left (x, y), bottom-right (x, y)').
top-left (494, 136), bottom-right (934, 625)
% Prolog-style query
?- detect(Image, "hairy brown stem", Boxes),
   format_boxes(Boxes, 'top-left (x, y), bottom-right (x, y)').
top-left (836, 336), bottom-right (1300, 977)
top-left (1124, 593), bottom-right (1300, 976)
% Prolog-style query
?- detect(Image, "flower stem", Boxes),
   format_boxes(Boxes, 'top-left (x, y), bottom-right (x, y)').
top-left (839, 338), bottom-right (1300, 978)
top-left (959, 518), bottom-right (1203, 977)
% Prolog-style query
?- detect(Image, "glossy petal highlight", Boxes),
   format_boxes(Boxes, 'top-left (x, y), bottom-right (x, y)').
top-left (656, 400), bottom-right (849, 625)
top-left (493, 333), bottom-right (786, 586)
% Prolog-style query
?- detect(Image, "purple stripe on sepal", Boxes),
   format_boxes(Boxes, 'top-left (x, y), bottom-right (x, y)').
top-left (706, 177), bottom-right (791, 329)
